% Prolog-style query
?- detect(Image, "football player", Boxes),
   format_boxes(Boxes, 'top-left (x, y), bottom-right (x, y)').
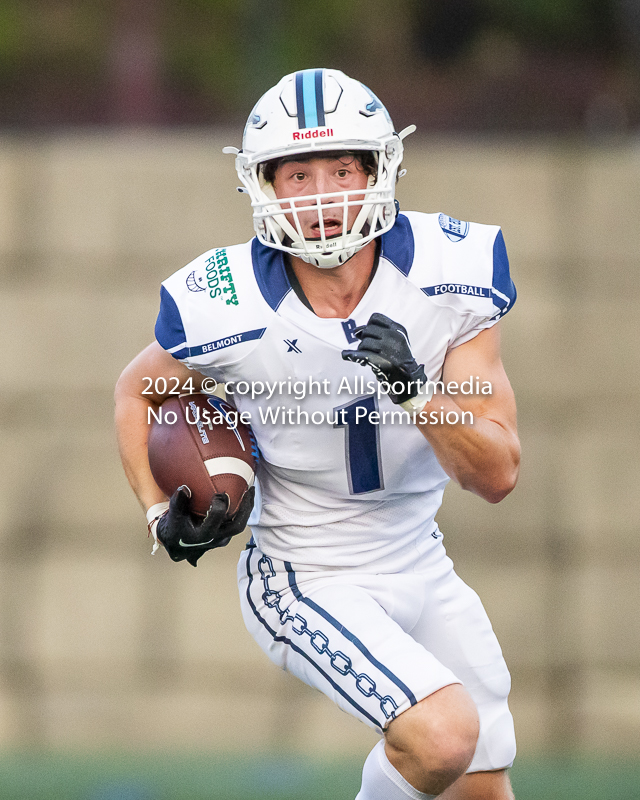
top-left (115, 69), bottom-right (520, 800)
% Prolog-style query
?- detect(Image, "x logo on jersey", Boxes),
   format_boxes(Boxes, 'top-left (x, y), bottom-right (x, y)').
top-left (284, 338), bottom-right (302, 353)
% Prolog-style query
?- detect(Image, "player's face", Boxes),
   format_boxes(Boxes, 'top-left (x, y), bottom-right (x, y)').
top-left (272, 155), bottom-right (369, 241)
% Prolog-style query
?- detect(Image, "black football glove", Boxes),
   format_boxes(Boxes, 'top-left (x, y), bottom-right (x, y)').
top-left (156, 485), bottom-right (255, 567)
top-left (341, 312), bottom-right (428, 405)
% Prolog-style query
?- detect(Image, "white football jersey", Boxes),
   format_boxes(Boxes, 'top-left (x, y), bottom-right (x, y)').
top-left (155, 212), bottom-right (516, 570)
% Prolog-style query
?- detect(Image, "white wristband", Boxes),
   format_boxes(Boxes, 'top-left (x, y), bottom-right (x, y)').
top-left (400, 381), bottom-right (434, 414)
top-left (146, 501), bottom-right (170, 555)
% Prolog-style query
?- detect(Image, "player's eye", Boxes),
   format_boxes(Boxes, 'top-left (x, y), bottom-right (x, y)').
top-left (336, 169), bottom-right (349, 178)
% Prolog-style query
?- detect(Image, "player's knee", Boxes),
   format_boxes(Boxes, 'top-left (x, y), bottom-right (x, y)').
top-left (415, 705), bottom-right (478, 789)
top-left (423, 723), bottom-right (478, 791)
top-left (386, 684), bottom-right (479, 794)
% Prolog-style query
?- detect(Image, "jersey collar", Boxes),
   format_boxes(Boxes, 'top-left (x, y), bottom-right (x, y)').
top-left (251, 214), bottom-right (414, 313)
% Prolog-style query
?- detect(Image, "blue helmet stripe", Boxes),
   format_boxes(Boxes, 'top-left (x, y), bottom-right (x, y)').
top-left (302, 69), bottom-right (318, 128)
top-left (314, 69), bottom-right (325, 126)
top-left (295, 69), bottom-right (325, 129)
top-left (295, 71), bottom-right (306, 128)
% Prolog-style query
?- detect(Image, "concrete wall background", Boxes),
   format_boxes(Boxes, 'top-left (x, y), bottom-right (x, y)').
top-left (1, 132), bottom-right (638, 758)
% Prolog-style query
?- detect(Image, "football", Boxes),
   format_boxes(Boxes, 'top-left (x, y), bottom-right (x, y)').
top-left (147, 393), bottom-right (259, 517)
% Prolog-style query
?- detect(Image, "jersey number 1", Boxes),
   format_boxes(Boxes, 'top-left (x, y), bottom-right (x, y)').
top-left (334, 396), bottom-right (384, 494)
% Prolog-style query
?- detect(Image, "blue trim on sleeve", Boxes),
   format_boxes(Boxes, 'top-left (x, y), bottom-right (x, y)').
top-left (422, 284), bottom-right (491, 299)
top-left (380, 214), bottom-right (415, 276)
top-left (491, 230), bottom-right (517, 318)
top-left (187, 328), bottom-right (266, 357)
top-left (251, 238), bottom-right (292, 311)
top-left (284, 562), bottom-right (418, 709)
top-left (155, 285), bottom-right (187, 358)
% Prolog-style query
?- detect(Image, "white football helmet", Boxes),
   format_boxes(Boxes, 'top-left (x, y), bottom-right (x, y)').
top-left (224, 69), bottom-right (415, 268)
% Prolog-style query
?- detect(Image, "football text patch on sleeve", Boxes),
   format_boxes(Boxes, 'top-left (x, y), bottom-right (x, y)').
top-left (422, 284), bottom-right (491, 298)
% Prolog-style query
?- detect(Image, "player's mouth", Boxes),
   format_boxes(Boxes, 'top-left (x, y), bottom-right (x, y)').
top-left (308, 217), bottom-right (343, 239)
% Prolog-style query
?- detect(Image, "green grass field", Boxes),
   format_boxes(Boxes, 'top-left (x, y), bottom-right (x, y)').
top-left (0, 753), bottom-right (638, 800)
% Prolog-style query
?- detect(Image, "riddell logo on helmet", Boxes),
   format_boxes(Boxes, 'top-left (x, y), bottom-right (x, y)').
top-left (292, 128), bottom-right (334, 140)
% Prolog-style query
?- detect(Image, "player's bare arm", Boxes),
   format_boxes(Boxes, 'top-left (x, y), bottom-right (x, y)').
top-left (418, 324), bottom-right (520, 503)
top-left (114, 341), bottom-right (204, 511)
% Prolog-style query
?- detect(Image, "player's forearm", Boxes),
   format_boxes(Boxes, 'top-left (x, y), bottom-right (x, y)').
top-left (115, 342), bottom-right (201, 513)
top-left (416, 393), bottom-right (520, 503)
top-left (114, 385), bottom-right (168, 513)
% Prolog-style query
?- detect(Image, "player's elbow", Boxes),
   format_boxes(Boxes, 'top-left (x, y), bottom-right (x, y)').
top-left (484, 478), bottom-right (516, 504)
top-left (114, 368), bottom-right (133, 407)
top-left (460, 471), bottom-right (517, 504)
top-left (114, 358), bottom-right (144, 406)
top-left (114, 370), bottom-right (126, 404)
top-left (485, 449), bottom-right (520, 503)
